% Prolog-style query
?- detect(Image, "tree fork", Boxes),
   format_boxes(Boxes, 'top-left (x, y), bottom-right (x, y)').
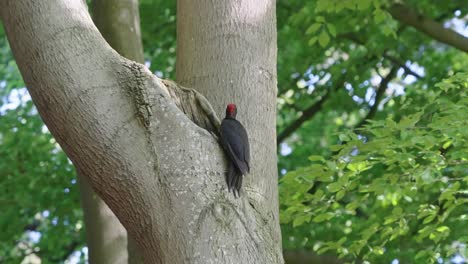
top-left (1, 0), bottom-right (283, 263)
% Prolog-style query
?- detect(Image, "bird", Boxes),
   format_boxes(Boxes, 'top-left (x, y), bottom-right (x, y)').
top-left (219, 104), bottom-right (250, 197)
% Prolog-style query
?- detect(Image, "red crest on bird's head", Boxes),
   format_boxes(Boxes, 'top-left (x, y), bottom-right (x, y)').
top-left (226, 104), bottom-right (236, 112)
top-left (226, 103), bottom-right (237, 118)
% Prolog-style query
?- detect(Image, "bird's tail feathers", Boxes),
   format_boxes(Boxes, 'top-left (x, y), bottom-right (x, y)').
top-left (227, 162), bottom-right (243, 198)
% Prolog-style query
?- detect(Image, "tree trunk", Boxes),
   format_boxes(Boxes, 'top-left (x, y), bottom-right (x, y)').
top-left (0, 0), bottom-right (283, 263)
top-left (75, 0), bottom-right (147, 263)
top-left (176, 0), bottom-right (282, 262)
top-left (78, 176), bottom-right (128, 264)
top-left (92, 0), bottom-right (144, 63)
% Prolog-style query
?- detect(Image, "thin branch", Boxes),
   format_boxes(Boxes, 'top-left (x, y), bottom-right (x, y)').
top-left (277, 78), bottom-right (345, 144)
top-left (338, 32), bottom-right (423, 79)
top-left (383, 55), bottom-right (422, 79)
top-left (355, 66), bottom-right (398, 129)
top-left (277, 92), bottom-right (329, 144)
top-left (388, 4), bottom-right (468, 53)
top-left (24, 220), bottom-right (41, 232)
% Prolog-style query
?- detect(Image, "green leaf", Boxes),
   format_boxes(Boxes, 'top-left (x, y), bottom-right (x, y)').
top-left (328, 182), bottom-right (342, 193)
top-left (436, 226), bottom-right (449, 233)
top-left (308, 155), bottom-right (325, 162)
top-left (293, 214), bottom-right (311, 227)
top-left (316, 16), bottom-right (325, 23)
top-left (423, 214), bottom-right (437, 224)
top-left (306, 23), bottom-right (322, 35)
top-left (442, 140), bottom-right (452, 149)
top-left (308, 36), bottom-right (318, 46)
top-left (339, 133), bottom-right (350, 141)
top-left (373, 246), bottom-right (384, 255)
top-left (357, 0), bottom-right (372, 10)
top-left (382, 25), bottom-right (395, 37)
top-left (384, 215), bottom-right (398, 225)
top-left (347, 161), bottom-right (370, 172)
top-left (327, 24), bottom-right (337, 37)
top-left (318, 30), bottom-right (330, 47)
top-left (399, 112), bottom-right (423, 128)
top-left (336, 190), bottom-right (346, 200)
top-left (392, 206), bottom-right (403, 215)
top-left (313, 212), bottom-right (334, 223)
top-left (373, 8), bottom-right (386, 23)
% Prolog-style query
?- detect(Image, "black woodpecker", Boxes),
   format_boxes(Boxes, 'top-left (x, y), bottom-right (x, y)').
top-left (219, 104), bottom-right (250, 197)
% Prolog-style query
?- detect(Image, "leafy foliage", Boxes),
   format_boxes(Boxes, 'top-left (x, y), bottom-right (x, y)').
top-left (140, 0), bottom-right (176, 78)
top-left (0, 35), bottom-right (83, 262)
top-left (280, 73), bottom-right (468, 263)
top-left (277, 0), bottom-right (467, 263)
top-left (277, 0), bottom-right (467, 171)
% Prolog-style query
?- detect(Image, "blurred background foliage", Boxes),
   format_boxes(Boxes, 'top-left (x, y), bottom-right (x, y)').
top-left (0, 0), bottom-right (466, 263)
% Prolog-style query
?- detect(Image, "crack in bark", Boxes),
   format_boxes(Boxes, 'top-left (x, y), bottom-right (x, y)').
top-left (125, 63), bottom-right (154, 129)
top-left (162, 79), bottom-right (221, 136)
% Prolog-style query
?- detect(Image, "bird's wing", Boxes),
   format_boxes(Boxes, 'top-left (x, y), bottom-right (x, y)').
top-left (234, 122), bottom-right (250, 173)
top-left (240, 125), bottom-right (250, 173)
top-left (220, 119), bottom-right (250, 175)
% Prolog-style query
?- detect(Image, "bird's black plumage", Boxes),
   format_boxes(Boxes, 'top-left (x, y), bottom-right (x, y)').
top-left (220, 105), bottom-right (250, 197)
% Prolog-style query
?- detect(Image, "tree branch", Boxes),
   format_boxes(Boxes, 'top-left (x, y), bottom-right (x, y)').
top-left (277, 78), bottom-right (345, 144)
top-left (1, 1), bottom-right (225, 262)
top-left (277, 92), bottom-right (329, 144)
top-left (388, 4), bottom-right (468, 53)
top-left (338, 32), bottom-right (423, 79)
top-left (355, 67), bottom-right (398, 129)
top-left (84, 1), bottom-right (145, 262)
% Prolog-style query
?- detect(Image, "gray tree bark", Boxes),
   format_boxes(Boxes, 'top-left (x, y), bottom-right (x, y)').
top-left (0, 0), bottom-right (283, 263)
top-left (92, 0), bottom-right (145, 63)
top-left (78, 176), bottom-right (128, 263)
top-left (75, 0), bottom-right (147, 263)
top-left (176, 1), bottom-right (282, 263)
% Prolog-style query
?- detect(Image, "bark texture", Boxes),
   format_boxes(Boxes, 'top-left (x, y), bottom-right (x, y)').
top-left (75, 0), bottom-right (148, 262)
top-left (1, 0), bottom-right (283, 263)
top-left (176, 0), bottom-right (283, 263)
top-left (78, 176), bottom-right (128, 264)
top-left (92, 0), bottom-right (145, 62)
